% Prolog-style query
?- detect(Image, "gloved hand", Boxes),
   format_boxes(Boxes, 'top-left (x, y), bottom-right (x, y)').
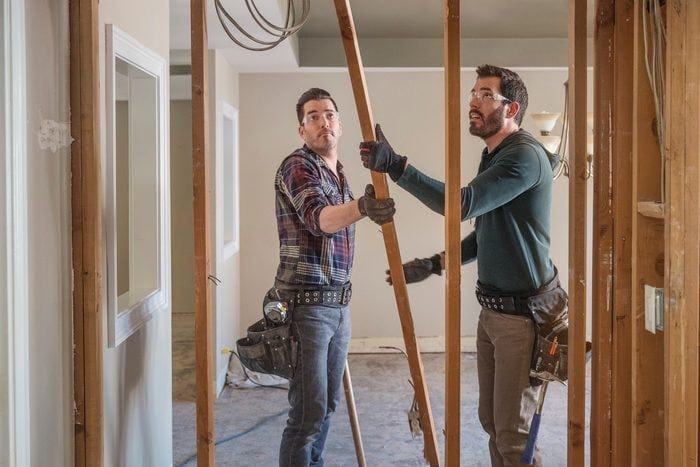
top-left (386, 254), bottom-right (442, 285)
top-left (359, 123), bottom-right (407, 181)
top-left (358, 184), bottom-right (395, 225)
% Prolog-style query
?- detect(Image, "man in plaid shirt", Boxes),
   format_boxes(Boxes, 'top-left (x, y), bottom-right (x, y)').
top-left (276, 88), bottom-right (395, 466)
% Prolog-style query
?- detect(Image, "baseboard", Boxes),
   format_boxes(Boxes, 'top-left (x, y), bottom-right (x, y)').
top-left (349, 335), bottom-right (476, 354)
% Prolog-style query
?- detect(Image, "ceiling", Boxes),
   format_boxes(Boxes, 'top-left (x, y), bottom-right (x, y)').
top-left (170, 1), bottom-right (595, 72)
top-left (299, 0), bottom-right (591, 39)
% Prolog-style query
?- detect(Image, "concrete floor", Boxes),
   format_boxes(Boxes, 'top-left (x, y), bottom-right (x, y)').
top-left (173, 353), bottom-right (588, 466)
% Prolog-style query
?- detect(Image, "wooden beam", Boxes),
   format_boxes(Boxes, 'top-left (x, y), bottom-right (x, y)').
top-left (631, 1), bottom-right (665, 464)
top-left (567, 0), bottom-right (588, 465)
top-left (443, 1), bottom-right (461, 465)
top-left (590, 1), bottom-right (615, 464)
top-left (342, 363), bottom-right (366, 467)
top-left (665, 1), bottom-right (700, 464)
top-left (332, 1), bottom-right (440, 465)
top-left (190, 0), bottom-right (215, 465)
top-left (69, 0), bottom-right (103, 465)
top-left (610, 2), bottom-right (635, 465)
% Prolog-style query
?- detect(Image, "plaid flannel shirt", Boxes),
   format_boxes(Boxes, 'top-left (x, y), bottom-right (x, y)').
top-left (274, 146), bottom-right (355, 287)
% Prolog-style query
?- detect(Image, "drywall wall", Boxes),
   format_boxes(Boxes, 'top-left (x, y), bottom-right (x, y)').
top-left (169, 50), bottom-right (242, 398)
top-left (100, 0), bottom-right (173, 465)
top-left (208, 50), bottom-right (242, 394)
top-left (170, 98), bottom-right (195, 400)
top-left (240, 68), bottom-right (594, 349)
top-left (25, 0), bottom-right (73, 464)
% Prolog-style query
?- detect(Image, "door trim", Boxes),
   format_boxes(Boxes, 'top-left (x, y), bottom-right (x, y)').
top-left (1, 0), bottom-right (30, 465)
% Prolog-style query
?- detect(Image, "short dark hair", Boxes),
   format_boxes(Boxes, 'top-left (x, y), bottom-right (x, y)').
top-left (296, 88), bottom-right (339, 124)
top-left (476, 65), bottom-right (528, 126)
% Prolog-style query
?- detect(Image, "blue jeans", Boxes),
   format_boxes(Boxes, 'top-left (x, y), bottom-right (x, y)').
top-left (279, 304), bottom-right (351, 466)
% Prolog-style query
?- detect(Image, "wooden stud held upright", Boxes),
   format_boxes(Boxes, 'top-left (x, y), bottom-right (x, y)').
top-left (443, 1), bottom-right (461, 465)
top-left (333, 1), bottom-right (440, 465)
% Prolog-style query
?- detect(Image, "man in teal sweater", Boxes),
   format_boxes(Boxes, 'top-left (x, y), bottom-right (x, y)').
top-left (359, 65), bottom-right (566, 466)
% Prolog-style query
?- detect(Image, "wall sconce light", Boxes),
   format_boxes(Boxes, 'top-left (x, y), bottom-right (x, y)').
top-left (531, 111), bottom-right (568, 178)
top-left (529, 81), bottom-right (594, 181)
top-left (531, 111), bottom-right (562, 153)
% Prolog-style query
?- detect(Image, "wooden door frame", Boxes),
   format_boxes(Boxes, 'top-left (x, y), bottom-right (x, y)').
top-left (69, 0), bottom-right (103, 465)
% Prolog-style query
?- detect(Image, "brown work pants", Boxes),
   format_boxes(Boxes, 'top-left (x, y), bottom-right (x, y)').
top-left (477, 307), bottom-right (542, 466)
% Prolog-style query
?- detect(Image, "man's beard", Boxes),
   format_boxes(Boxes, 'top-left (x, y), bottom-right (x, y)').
top-left (469, 104), bottom-right (505, 139)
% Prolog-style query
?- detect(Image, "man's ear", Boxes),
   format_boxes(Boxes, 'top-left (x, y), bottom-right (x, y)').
top-left (506, 101), bottom-right (520, 121)
top-left (298, 124), bottom-right (305, 139)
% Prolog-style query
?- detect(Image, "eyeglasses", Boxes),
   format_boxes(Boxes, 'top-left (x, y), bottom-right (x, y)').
top-left (302, 110), bottom-right (340, 125)
top-left (469, 90), bottom-right (511, 104)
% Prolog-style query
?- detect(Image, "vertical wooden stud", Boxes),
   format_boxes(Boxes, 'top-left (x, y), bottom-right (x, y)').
top-left (190, 0), bottom-right (215, 465)
top-left (69, 0), bottom-right (103, 465)
top-left (567, 0), bottom-right (588, 465)
top-left (630, 0), bottom-right (665, 464)
top-left (590, 1), bottom-right (615, 464)
top-left (665, 1), bottom-right (700, 464)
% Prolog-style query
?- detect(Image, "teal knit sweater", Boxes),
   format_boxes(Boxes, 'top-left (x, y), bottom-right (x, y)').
top-left (396, 129), bottom-right (558, 295)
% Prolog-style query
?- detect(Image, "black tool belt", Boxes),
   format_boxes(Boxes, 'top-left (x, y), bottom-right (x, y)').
top-left (475, 270), bottom-right (566, 321)
top-left (475, 291), bottom-right (530, 316)
top-left (275, 281), bottom-right (352, 307)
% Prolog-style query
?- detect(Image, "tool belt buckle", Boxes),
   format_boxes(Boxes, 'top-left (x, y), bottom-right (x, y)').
top-left (340, 284), bottom-right (352, 305)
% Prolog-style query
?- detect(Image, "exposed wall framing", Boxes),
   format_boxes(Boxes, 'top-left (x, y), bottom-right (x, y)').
top-left (69, 0), bottom-right (103, 465)
top-left (610, 1), bottom-right (635, 465)
top-left (590, 0), bottom-right (615, 464)
top-left (592, 0), bottom-right (700, 464)
top-left (631, 0), bottom-right (665, 464)
top-left (664, 0), bottom-right (700, 464)
top-left (567, 0), bottom-right (588, 464)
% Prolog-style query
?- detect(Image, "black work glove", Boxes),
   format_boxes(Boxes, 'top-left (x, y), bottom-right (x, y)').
top-left (357, 184), bottom-right (396, 226)
top-left (359, 123), bottom-right (407, 182)
top-left (386, 254), bottom-right (442, 285)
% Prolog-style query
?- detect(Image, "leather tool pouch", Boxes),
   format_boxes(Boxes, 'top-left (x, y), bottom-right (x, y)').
top-left (236, 288), bottom-right (298, 380)
top-left (526, 273), bottom-right (570, 386)
top-left (236, 319), bottom-right (297, 380)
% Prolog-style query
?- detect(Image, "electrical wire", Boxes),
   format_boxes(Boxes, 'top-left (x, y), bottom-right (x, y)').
top-left (553, 81), bottom-right (571, 180)
top-left (175, 351), bottom-right (289, 466)
top-left (215, 0), bottom-right (310, 51)
top-left (642, 0), bottom-right (666, 202)
top-left (176, 409), bottom-right (287, 467)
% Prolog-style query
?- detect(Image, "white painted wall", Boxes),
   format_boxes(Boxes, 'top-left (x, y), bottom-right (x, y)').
top-left (208, 50), bottom-right (242, 393)
top-left (240, 69), bottom-right (594, 349)
top-left (24, 0), bottom-right (72, 464)
top-left (100, 0), bottom-right (172, 465)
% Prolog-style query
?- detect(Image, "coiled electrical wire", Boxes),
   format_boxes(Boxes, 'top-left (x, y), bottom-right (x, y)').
top-left (215, 0), bottom-right (310, 51)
